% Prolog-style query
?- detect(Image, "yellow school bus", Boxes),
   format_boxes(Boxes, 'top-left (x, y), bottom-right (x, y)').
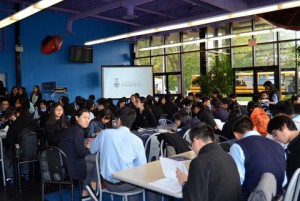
top-left (190, 71), bottom-right (296, 95)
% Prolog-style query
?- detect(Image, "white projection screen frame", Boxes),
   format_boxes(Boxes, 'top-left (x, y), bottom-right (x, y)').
top-left (101, 65), bottom-right (154, 99)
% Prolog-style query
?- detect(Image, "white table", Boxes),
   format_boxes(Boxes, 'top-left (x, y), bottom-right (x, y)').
top-left (112, 151), bottom-right (196, 198)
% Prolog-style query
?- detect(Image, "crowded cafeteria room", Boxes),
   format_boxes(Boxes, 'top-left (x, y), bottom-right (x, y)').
top-left (1, 0), bottom-right (300, 200)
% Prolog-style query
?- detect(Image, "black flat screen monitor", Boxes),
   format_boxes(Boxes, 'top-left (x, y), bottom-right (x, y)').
top-left (70, 45), bottom-right (93, 63)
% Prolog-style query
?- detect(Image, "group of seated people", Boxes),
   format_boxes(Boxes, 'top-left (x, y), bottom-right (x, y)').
top-left (0, 82), bottom-right (300, 201)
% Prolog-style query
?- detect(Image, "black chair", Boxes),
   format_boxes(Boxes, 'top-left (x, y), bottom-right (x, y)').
top-left (15, 128), bottom-right (40, 191)
top-left (39, 146), bottom-right (75, 201)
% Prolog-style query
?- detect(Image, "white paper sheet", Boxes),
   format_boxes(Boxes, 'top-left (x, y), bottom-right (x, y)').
top-left (149, 177), bottom-right (182, 194)
top-left (159, 157), bottom-right (188, 179)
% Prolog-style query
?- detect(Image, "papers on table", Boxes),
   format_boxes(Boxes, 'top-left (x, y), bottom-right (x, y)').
top-left (149, 157), bottom-right (188, 194)
top-left (214, 119), bottom-right (225, 130)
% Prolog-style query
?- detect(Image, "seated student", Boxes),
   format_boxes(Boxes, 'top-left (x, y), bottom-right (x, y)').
top-left (132, 96), bottom-right (157, 130)
top-left (58, 108), bottom-right (97, 200)
top-left (43, 103), bottom-right (69, 146)
top-left (247, 101), bottom-right (270, 137)
top-left (192, 102), bottom-right (217, 130)
top-left (89, 106), bottom-right (146, 201)
top-left (87, 108), bottom-right (112, 138)
top-left (274, 101), bottom-right (300, 131)
top-left (172, 110), bottom-right (193, 137)
top-left (201, 96), bottom-right (212, 112)
top-left (260, 91), bottom-right (270, 111)
top-left (211, 98), bottom-right (229, 122)
top-left (230, 116), bottom-right (286, 200)
top-left (4, 101), bottom-right (41, 183)
top-left (268, 115), bottom-right (300, 186)
top-left (176, 123), bottom-right (243, 201)
top-left (146, 95), bottom-right (164, 121)
top-left (161, 95), bottom-right (179, 120)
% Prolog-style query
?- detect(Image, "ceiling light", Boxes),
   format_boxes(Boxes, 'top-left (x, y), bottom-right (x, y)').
top-left (0, 0), bottom-right (63, 29)
top-left (139, 27), bottom-right (283, 51)
top-left (85, 0), bottom-right (300, 45)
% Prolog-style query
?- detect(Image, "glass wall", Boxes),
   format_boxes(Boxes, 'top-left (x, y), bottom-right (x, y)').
top-left (134, 19), bottom-right (300, 97)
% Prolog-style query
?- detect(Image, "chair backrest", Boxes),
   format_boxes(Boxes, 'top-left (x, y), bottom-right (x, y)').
top-left (183, 129), bottom-right (191, 143)
top-left (248, 172), bottom-right (276, 201)
top-left (283, 168), bottom-right (300, 201)
top-left (39, 146), bottom-right (72, 183)
top-left (17, 128), bottom-right (40, 162)
top-left (144, 133), bottom-right (162, 162)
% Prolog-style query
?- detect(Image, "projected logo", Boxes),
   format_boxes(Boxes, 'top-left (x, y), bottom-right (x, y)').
top-left (114, 78), bottom-right (120, 88)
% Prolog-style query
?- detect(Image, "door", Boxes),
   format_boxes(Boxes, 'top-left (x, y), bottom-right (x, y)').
top-left (234, 66), bottom-right (279, 97)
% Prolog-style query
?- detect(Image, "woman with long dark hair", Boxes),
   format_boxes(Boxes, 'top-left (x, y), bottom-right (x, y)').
top-left (58, 108), bottom-right (97, 200)
top-left (87, 108), bottom-right (112, 138)
top-left (132, 96), bottom-right (157, 129)
top-left (29, 85), bottom-right (42, 107)
top-left (263, 80), bottom-right (279, 110)
top-left (43, 103), bottom-right (68, 146)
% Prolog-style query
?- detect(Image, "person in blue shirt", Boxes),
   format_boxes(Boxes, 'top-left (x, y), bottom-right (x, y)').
top-left (89, 106), bottom-right (146, 201)
top-left (230, 115), bottom-right (286, 200)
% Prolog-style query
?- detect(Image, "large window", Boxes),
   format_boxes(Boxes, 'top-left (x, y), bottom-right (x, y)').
top-left (134, 18), bottom-right (300, 96)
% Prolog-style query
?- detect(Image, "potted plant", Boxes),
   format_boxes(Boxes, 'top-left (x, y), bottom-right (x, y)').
top-left (193, 54), bottom-right (234, 97)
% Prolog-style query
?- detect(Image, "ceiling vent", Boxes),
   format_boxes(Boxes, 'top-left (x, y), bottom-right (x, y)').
top-left (123, 5), bottom-right (138, 20)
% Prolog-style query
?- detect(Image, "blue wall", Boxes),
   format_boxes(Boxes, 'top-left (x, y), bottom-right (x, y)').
top-left (0, 9), bottom-right (131, 101)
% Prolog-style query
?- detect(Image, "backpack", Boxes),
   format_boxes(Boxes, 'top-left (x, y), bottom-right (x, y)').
top-left (250, 108), bottom-right (270, 137)
top-left (16, 127), bottom-right (39, 161)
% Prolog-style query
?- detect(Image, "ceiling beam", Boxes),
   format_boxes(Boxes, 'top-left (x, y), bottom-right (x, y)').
top-left (66, 0), bottom-right (155, 33)
top-left (135, 7), bottom-right (176, 19)
top-left (198, 0), bottom-right (248, 12)
top-left (180, 0), bottom-right (215, 11)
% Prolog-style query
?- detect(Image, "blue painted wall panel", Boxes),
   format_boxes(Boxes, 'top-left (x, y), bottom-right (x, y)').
top-left (1, 9), bottom-right (131, 101)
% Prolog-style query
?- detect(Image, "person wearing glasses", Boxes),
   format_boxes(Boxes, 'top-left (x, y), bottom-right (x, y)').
top-left (176, 123), bottom-right (242, 201)
top-left (230, 115), bottom-right (286, 200)
top-left (268, 115), bottom-right (300, 186)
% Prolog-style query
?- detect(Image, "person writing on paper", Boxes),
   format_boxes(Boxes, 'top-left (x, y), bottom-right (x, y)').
top-left (176, 123), bottom-right (242, 201)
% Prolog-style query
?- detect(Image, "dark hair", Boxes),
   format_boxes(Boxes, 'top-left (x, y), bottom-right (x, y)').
top-left (192, 102), bottom-right (204, 110)
top-left (247, 101), bottom-right (261, 114)
top-left (173, 111), bottom-right (192, 130)
top-left (70, 108), bottom-right (89, 126)
top-left (3, 107), bottom-right (17, 119)
top-left (18, 87), bottom-right (28, 98)
top-left (194, 93), bottom-right (203, 99)
top-left (96, 98), bottom-right (106, 106)
top-left (116, 106), bottom-right (136, 129)
top-left (40, 99), bottom-right (47, 106)
top-left (86, 99), bottom-right (95, 111)
top-left (189, 123), bottom-right (215, 143)
top-left (60, 96), bottom-right (69, 105)
top-left (33, 85), bottom-right (41, 95)
top-left (211, 99), bottom-right (221, 110)
top-left (97, 108), bottom-right (112, 120)
top-left (267, 115), bottom-right (297, 133)
top-left (263, 81), bottom-right (279, 100)
top-left (229, 93), bottom-right (237, 99)
top-left (274, 101), bottom-right (295, 115)
top-left (221, 98), bottom-right (231, 105)
top-left (187, 92), bottom-right (194, 97)
top-left (16, 96), bottom-right (30, 110)
top-left (202, 96), bottom-right (211, 103)
top-left (231, 115), bottom-right (254, 134)
top-left (89, 94), bottom-right (95, 101)
top-left (291, 94), bottom-right (300, 104)
top-left (117, 97), bottom-right (127, 108)
top-left (46, 102), bottom-right (68, 128)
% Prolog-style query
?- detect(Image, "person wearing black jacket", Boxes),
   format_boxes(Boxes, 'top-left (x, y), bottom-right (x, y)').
top-left (268, 115), bottom-right (300, 186)
top-left (176, 123), bottom-right (242, 201)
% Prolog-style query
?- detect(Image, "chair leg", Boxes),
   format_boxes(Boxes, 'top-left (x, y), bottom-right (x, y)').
top-left (59, 184), bottom-right (62, 201)
top-left (71, 184), bottom-right (74, 201)
top-left (42, 183), bottom-right (44, 201)
top-left (124, 195), bottom-right (128, 201)
top-left (110, 194), bottom-right (113, 201)
top-left (1, 159), bottom-right (5, 186)
top-left (17, 163), bottom-right (21, 192)
top-left (143, 190), bottom-right (146, 201)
